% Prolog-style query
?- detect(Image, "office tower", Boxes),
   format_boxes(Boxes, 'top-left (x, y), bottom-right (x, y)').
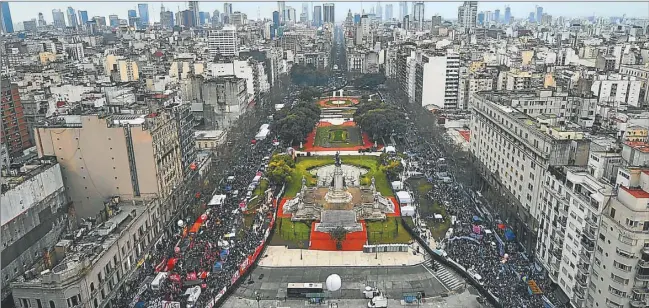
top-left (92, 15), bottom-right (106, 27)
top-left (38, 12), bottom-right (46, 26)
top-left (457, 1), bottom-right (478, 33)
top-left (66, 7), bottom-right (78, 29)
top-left (188, 1), bottom-right (200, 25)
top-left (180, 10), bottom-right (196, 28)
top-left (208, 25), bottom-right (239, 57)
top-left (354, 13), bottom-right (360, 24)
top-left (412, 2), bottom-right (424, 30)
top-left (431, 15), bottom-right (442, 27)
top-left (536, 6), bottom-right (543, 24)
top-left (109, 14), bottom-right (119, 27)
top-left (1, 79), bottom-right (32, 157)
top-left (78, 10), bottom-right (88, 27)
top-left (385, 4), bottom-right (393, 20)
top-left (477, 12), bottom-right (485, 26)
top-left (302, 3), bottom-right (309, 22)
top-left (323, 3), bottom-right (335, 23)
top-left (313, 5), bottom-right (322, 27)
top-left (528, 12), bottom-right (535, 23)
top-left (277, 1), bottom-right (285, 24)
top-left (286, 6), bottom-right (296, 24)
top-left (223, 3), bottom-right (233, 18)
top-left (199, 12), bottom-right (205, 25)
top-left (494, 9), bottom-right (500, 23)
top-left (376, 2), bottom-right (383, 20)
top-left (138, 3), bottom-right (149, 26)
top-left (504, 6), bottom-right (511, 24)
top-left (52, 9), bottom-right (66, 28)
top-left (160, 5), bottom-right (174, 28)
top-left (399, 1), bottom-right (408, 20)
top-left (272, 11), bottom-right (280, 29)
top-left (1, 1), bottom-right (13, 33)
top-left (128, 9), bottom-right (137, 19)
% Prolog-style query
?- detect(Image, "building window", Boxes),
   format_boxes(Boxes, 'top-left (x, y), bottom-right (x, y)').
top-left (49, 301), bottom-right (55, 308)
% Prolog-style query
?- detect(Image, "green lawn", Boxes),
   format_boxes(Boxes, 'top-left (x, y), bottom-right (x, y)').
top-left (366, 217), bottom-right (412, 244)
top-left (314, 126), bottom-right (362, 148)
top-left (271, 218), bottom-right (311, 246)
top-left (410, 179), bottom-right (451, 240)
top-left (284, 155), bottom-right (393, 198)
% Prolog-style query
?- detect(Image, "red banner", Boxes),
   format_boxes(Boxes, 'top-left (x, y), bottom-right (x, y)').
top-left (231, 270), bottom-right (240, 284)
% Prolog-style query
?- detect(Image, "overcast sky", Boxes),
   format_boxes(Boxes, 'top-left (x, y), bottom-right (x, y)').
top-left (7, 1), bottom-right (649, 24)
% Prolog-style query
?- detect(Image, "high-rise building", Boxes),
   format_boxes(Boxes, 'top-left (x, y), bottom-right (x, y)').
top-left (277, 1), bottom-right (286, 24)
top-left (38, 12), bottom-right (46, 27)
top-left (376, 2), bottom-right (383, 20)
top-left (66, 7), bottom-right (78, 29)
top-left (399, 1), bottom-right (408, 20)
top-left (78, 10), bottom-right (88, 27)
top-left (354, 13), bottom-right (361, 24)
top-left (1, 1), bottom-right (14, 33)
top-left (504, 6), bottom-right (511, 24)
top-left (52, 9), bottom-right (66, 28)
top-left (211, 9), bottom-right (220, 26)
top-left (272, 10), bottom-right (280, 29)
top-left (188, 1), bottom-right (200, 26)
top-left (1, 79), bottom-right (32, 157)
top-left (313, 5), bottom-right (322, 27)
top-left (138, 3), bottom-right (149, 26)
top-left (160, 5), bottom-right (174, 29)
top-left (536, 6), bottom-right (543, 24)
top-left (180, 9), bottom-right (196, 28)
top-left (208, 25), bottom-right (239, 57)
top-left (457, 1), bottom-right (478, 33)
top-left (494, 9), bottom-right (500, 23)
top-left (92, 15), bottom-right (106, 27)
top-left (385, 4), bottom-right (393, 20)
top-left (323, 3), bottom-right (335, 23)
top-left (477, 11), bottom-right (485, 26)
top-left (286, 6), bottom-right (296, 24)
top-left (412, 2), bottom-right (424, 31)
top-left (301, 3), bottom-right (309, 23)
top-left (418, 50), bottom-right (461, 109)
top-left (109, 14), bottom-right (120, 27)
top-left (528, 12), bottom-right (535, 23)
top-left (223, 3), bottom-right (233, 18)
top-left (431, 15), bottom-right (442, 27)
top-left (128, 9), bottom-right (137, 19)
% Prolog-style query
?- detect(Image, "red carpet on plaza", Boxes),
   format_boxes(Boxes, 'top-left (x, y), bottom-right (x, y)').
top-left (309, 221), bottom-right (367, 251)
top-left (299, 121), bottom-right (380, 152)
top-left (387, 197), bottom-right (401, 217)
top-left (317, 97), bottom-right (360, 108)
top-left (277, 198), bottom-right (291, 218)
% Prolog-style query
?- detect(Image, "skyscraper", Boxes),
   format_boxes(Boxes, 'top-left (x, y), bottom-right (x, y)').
top-left (399, 1), bottom-right (408, 20)
top-left (323, 3), bottom-right (335, 23)
top-left (52, 9), bottom-right (66, 28)
top-left (38, 12), bottom-right (46, 27)
top-left (528, 12), bottom-right (535, 23)
top-left (313, 5), bottom-right (322, 27)
top-left (78, 10), bottom-right (88, 27)
top-left (376, 2), bottom-right (383, 21)
top-left (536, 6), bottom-right (543, 24)
top-left (109, 15), bottom-right (119, 27)
top-left (477, 11), bottom-right (485, 26)
top-left (66, 7), bottom-right (78, 29)
top-left (128, 9), bottom-right (137, 19)
top-left (160, 5), bottom-right (174, 29)
top-left (272, 11), bottom-right (280, 29)
top-left (208, 26), bottom-right (239, 57)
top-left (223, 3), bottom-right (233, 18)
top-left (504, 6), bottom-right (511, 24)
top-left (1, 1), bottom-right (14, 33)
top-left (385, 4), bottom-right (393, 21)
top-left (189, 1), bottom-right (200, 26)
top-left (302, 3), bottom-right (309, 23)
top-left (180, 10), bottom-right (196, 28)
top-left (1, 79), bottom-right (32, 158)
top-left (138, 3), bottom-right (149, 26)
top-left (457, 1), bottom-right (478, 33)
top-left (277, 1), bottom-right (285, 24)
top-left (494, 9), bottom-right (500, 23)
top-left (412, 2), bottom-right (424, 30)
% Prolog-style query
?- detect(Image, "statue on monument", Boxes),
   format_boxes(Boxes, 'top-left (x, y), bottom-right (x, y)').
top-left (335, 151), bottom-right (341, 167)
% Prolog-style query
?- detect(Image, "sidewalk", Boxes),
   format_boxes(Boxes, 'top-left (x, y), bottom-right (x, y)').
top-left (259, 245), bottom-right (426, 267)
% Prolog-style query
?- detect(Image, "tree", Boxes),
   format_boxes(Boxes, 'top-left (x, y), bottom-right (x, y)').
top-left (379, 153), bottom-right (404, 179)
top-left (266, 154), bottom-right (295, 185)
top-left (353, 101), bottom-right (407, 142)
top-left (271, 99), bottom-right (322, 144)
top-left (330, 226), bottom-right (348, 250)
top-left (353, 73), bottom-right (386, 89)
top-left (298, 86), bottom-right (322, 102)
top-left (290, 64), bottom-right (331, 87)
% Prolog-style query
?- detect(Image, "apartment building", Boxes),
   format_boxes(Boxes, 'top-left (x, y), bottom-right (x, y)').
top-left (536, 163), bottom-right (615, 308)
top-left (497, 70), bottom-right (534, 91)
top-left (11, 197), bottom-right (164, 308)
top-left (200, 76), bottom-right (248, 130)
top-left (619, 65), bottom-right (649, 106)
top-left (418, 50), bottom-right (461, 109)
top-left (1, 79), bottom-right (33, 158)
top-left (591, 74), bottom-right (643, 107)
top-left (34, 112), bottom-right (184, 221)
top-left (1, 158), bottom-right (69, 301)
top-left (469, 91), bottom-right (591, 252)
top-left (208, 26), bottom-right (239, 57)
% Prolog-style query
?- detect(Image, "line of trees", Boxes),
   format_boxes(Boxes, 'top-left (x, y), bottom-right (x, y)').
top-left (353, 100), bottom-right (407, 142)
top-left (290, 64), bottom-right (331, 87)
top-left (266, 153), bottom-right (296, 185)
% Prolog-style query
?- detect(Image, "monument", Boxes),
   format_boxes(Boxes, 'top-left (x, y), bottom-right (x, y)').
top-left (283, 152), bottom-right (395, 234)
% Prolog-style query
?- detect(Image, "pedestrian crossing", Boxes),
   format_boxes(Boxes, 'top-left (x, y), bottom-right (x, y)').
top-left (423, 259), bottom-right (465, 291)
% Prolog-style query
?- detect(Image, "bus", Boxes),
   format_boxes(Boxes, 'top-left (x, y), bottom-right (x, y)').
top-left (287, 283), bottom-right (324, 298)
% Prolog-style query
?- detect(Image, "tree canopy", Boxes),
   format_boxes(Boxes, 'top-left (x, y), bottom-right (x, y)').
top-left (352, 73), bottom-right (386, 89)
top-left (290, 64), bottom-right (331, 87)
top-left (297, 86), bottom-right (322, 102)
top-left (271, 101), bottom-right (321, 144)
top-left (353, 101), bottom-right (407, 141)
top-left (266, 154), bottom-right (296, 185)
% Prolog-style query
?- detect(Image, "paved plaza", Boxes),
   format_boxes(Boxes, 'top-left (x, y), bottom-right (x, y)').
top-left (259, 246), bottom-right (426, 267)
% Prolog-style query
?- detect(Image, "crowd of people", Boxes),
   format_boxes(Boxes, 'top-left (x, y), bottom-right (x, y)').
top-left (393, 100), bottom-right (567, 307)
top-left (111, 89), bottom-right (286, 307)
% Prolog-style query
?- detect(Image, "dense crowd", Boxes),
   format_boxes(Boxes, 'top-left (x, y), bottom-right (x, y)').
top-left (385, 89), bottom-right (567, 308)
top-left (110, 87), bottom-right (291, 307)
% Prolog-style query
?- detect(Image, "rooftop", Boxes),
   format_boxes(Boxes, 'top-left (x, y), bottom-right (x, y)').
top-left (1, 156), bottom-right (58, 194)
top-left (624, 141), bottom-right (649, 153)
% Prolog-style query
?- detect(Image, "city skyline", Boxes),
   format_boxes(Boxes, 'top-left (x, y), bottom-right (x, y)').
top-left (6, 1), bottom-right (648, 26)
